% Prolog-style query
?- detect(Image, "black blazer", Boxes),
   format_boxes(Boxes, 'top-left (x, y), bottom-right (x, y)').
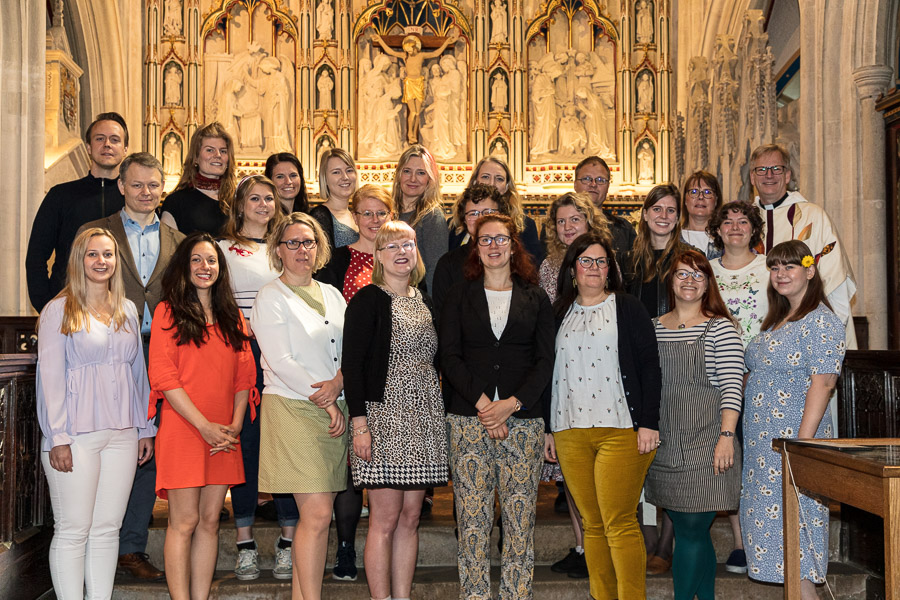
top-left (431, 241), bottom-right (472, 320)
top-left (440, 276), bottom-right (554, 418)
top-left (315, 246), bottom-right (352, 292)
top-left (546, 292), bottom-right (661, 431)
top-left (342, 284), bottom-right (438, 418)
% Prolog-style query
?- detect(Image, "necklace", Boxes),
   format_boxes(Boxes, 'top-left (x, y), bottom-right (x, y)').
top-left (87, 298), bottom-right (112, 323)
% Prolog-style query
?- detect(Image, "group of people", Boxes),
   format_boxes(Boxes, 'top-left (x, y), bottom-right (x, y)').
top-left (28, 111), bottom-right (851, 600)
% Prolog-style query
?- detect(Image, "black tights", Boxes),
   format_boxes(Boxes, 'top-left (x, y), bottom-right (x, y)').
top-left (333, 469), bottom-right (363, 545)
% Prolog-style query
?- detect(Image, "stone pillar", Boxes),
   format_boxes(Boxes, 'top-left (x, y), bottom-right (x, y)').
top-left (509, 0), bottom-right (525, 183)
top-left (299, 0), bottom-right (313, 170)
top-left (852, 64), bottom-right (893, 349)
top-left (338, 0), bottom-right (352, 150)
top-left (618, 12), bottom-right (634, 183)
top-left (656, 3), bottom-right (672, 183)
top-left (145, 2), bottom-right (161, 156)
top-left (0, 1), bottom-right (46, 314)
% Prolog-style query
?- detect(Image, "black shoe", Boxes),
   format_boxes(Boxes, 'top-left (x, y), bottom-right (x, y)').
top-left (551, 547), bottom-right (583, 574)
top-left (421, 496), bottom-right (433, 517)
top-left (554, 491), bottom-right (569, 514)
top-left (567, 550), bottom-right (588, 578)
top-left (332, 542), bottom-right (358, 581)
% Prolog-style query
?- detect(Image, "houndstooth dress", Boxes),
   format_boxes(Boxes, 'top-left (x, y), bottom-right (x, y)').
top-left (350, 287), bottom-right (449, 489)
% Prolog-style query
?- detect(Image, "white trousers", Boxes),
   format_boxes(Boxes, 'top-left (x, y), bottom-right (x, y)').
top-left (42, 428), bottom-right (139, 600)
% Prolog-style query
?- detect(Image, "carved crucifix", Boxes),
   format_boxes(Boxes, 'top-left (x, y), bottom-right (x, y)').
top-left (372, 28), bottom-right (459, 144)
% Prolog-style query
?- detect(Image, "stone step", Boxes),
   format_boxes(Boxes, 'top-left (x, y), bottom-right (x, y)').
top-left (145, 483), bottom-right (843, 571)
top-left (112, 563), bottom-right (869, 600)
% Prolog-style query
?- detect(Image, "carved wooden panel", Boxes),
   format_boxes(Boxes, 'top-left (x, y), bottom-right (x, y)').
top-left (0, 380), bottom-right (10, 544)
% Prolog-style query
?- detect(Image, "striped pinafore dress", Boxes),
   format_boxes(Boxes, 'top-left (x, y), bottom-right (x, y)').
top-left (645, 318), bottom-right (740, 512)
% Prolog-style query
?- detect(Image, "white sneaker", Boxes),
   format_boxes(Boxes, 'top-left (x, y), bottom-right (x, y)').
top-left (234, 547), bottom-right (260, 580)
top-left (273, 543), bottom-right (293, 580)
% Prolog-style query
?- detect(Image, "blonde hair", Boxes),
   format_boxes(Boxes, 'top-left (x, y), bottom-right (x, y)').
top-left (55, 228), bottom-right (130, 335)
top-left (222, 175), bottom-right (285, 248)
top-left (173, 122), bottom-right (237, 216)
top-left (267, 212), bottom-right (332, 273)
top-left (543, 192), bottom-right (611, 261)
top-left (466, 156), bottom-right (525, 232)
top-left (318, 148), bottom-right (358, 201)
top-left (392, 145), bottom-right (442, 227)
top-left (372, 221), bottom-right (426, 287)
top-left (351, 184), bottom-right (395, 215)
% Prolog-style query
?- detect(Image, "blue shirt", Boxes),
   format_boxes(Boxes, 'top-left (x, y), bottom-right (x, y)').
top-left (120, 209), bottom-right (160, 334)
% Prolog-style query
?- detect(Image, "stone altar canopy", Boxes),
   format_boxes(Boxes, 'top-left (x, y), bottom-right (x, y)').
top-left (142, 0), bottom-right (673, 197)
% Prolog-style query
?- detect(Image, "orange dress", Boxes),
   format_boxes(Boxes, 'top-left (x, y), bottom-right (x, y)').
top-left (149, 303), bottom-right (256, 498)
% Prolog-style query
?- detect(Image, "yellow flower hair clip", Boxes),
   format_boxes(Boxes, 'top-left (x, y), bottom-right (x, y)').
top-left (801, 255), bottom-right (815, 268)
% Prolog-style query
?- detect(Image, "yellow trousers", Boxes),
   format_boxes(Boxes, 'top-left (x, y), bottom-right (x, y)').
top-left (554, 427), bottom-right (655, 600)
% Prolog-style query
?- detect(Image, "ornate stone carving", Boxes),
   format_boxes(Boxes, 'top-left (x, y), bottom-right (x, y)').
top-left (207, 43), bottom-right (295, 154)
top-left (490, 71), bottom-right (508, 112)
top-left (490, 0), bottom-right (508, 44)
top-left (164, 63), bottom-right (183, 107)
top-left (316, 0), bottom-right (334, 40)
top-left (422, 55), bottom-right (466, 160)
top-left (163, 133), bottom-right (183, 176)
top-left (685, 56), bottom-right (709, 171)
top-left (710, 35), bottom-right (738, 166)
top-left (636, 70), bottom-right (654, 114)
top-left (164, 0), bottom-right (183, 37)
top-left (637, 139), bottom-right (655, 183)
top-left (357, 51), bottom-right (404, 159)
top-left (635, 0), bottom-right (653, 45)
top-left (317, 67), bottom-right (334, 110)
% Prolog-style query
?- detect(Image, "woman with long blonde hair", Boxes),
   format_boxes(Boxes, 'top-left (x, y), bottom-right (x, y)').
top-left (37, 227), bottom-right (157, 600)
top-left (391, 145), bottom-right (449, 291)
top-left (161, 122), bottom-right (238, 236)
top-left (312, 147), bottom-right (360, 249)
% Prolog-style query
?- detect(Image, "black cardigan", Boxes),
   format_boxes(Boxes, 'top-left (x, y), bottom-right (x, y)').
top-left (342, 284), bottom-right (438, 418)
top-left (545, 292), bottom-right (661, 432)
top-left (440, 276), bottom-right (555, 418)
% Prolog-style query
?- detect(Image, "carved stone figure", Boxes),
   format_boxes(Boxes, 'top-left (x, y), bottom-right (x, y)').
top-left (316, 0), bottom-right (334, 40)
top-left (636, 71), bottom-right (654, 113)
top-left (558, 104), bottom-right (587, 156)
top-left (164, 64), bottom-right (182, 106)
top-left (575, 85), bottom-right (611, 157)
top-left (636, 0), bottom-right (653, 44)
top-left (360, 53), bottom-right (404, 159)
top-left (491, 72), bottom-right (508, 112)
top-left (530, 57), bottom-right (564, 156)
top-left (422, 64), bottom-right (456, 158)
top-left (637, 140), bottom-right (655, 182)
top-left (440, 55), bottom-right (464, 149)
top-left (317, 69), bottom-right (334, 110)
top-left (490, 138), bottom-right (508, 164)
top-left (686, 56), bottom-right (710, 171)
top-left (711, 35), bottom-right (739, 165)
top-left (163, 0), bottom-right (183, 37)
top-left (259, 56), bottom-right (294, 152)
top-left (163, 135), bottom-right (182, 176)
top-left (490, 0), bottom-right (508, 44)
top-left (372, 29), bottom-right (459, 144)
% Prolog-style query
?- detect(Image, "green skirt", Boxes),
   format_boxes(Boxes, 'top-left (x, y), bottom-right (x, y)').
top-left (258, 393), bottom-right (348, 494)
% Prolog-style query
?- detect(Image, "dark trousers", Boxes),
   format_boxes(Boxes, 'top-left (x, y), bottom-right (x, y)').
top-left (119, 339), bottom-right (158, 555)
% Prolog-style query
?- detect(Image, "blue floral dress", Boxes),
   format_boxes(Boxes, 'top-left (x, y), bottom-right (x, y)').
top-left (740, 304), bottom-right (846, 583)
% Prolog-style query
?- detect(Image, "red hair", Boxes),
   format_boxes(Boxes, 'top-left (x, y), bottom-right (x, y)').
top-left (664, 248), bottom-right (737, 326)
top-left (463, 214), bottom-right (538, 285)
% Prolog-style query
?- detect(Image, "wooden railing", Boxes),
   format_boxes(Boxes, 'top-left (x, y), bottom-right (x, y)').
top-left (838, 350), bottom-right (900, 596)
top-left (0, 353), bottom-right (52, 599)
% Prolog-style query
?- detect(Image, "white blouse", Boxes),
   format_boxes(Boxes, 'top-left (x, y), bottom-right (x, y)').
top-left (551, 295), bottom-right (632, 432)
top-left (485, 288), bottom-right (512, 402)
top-left (218, 239), bottom-right (280, 319)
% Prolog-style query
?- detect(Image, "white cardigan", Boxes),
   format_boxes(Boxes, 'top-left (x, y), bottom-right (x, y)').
top-left (251, 278), bottom-right (346, 401)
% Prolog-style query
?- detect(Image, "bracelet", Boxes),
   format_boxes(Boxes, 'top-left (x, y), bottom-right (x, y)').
top-left (719, 431), bottom-right (735, 438)
top-left (352, 426), bottom-right (369, 436)
top-left (514, 399), bottom-right (522, 412)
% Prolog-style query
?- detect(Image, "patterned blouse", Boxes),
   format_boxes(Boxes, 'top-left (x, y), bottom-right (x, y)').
top-left (342, 247), bottom-right (374, 302)
top-left (711, 254), bottom-right (769, 347)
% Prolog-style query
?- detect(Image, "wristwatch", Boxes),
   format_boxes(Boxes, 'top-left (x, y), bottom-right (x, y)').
top-left (514, 399), bottom-right (522, 412)
top-left (719, 431), bottom-right (735, 438)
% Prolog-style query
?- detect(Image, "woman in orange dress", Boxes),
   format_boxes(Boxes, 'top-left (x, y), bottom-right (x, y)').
top-left (149, 231), bottom-right (256, 600)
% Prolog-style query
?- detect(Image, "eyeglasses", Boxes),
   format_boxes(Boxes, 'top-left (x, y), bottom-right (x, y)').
top-left (752, 165), bottom-right (786, 176)
top-left (477, 235), bottom-right (511, 247)
top-left (356, 210), bottom-right (390, 220)
top-left (576, 256), bottom-right (610, 269)
top-left (576, 176), bottom-right (610, 186)
top-left (687, 188), bottom-right (715, 198)
top-left (674, 269), bottom-right (707, 281)
top-left (557, 215), bottom-right (585, 227)
top-left (464, 208), bottom-right (499, 220)
top-left (280, 239), bottom-right (317, 250)
top-left (379, 240), bottom-right (416, 253)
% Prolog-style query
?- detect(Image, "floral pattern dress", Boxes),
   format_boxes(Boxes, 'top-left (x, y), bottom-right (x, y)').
top-left (740, 304), bottom-right (846, 584)
top-left (711, 254), bottom-right (769, 347)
